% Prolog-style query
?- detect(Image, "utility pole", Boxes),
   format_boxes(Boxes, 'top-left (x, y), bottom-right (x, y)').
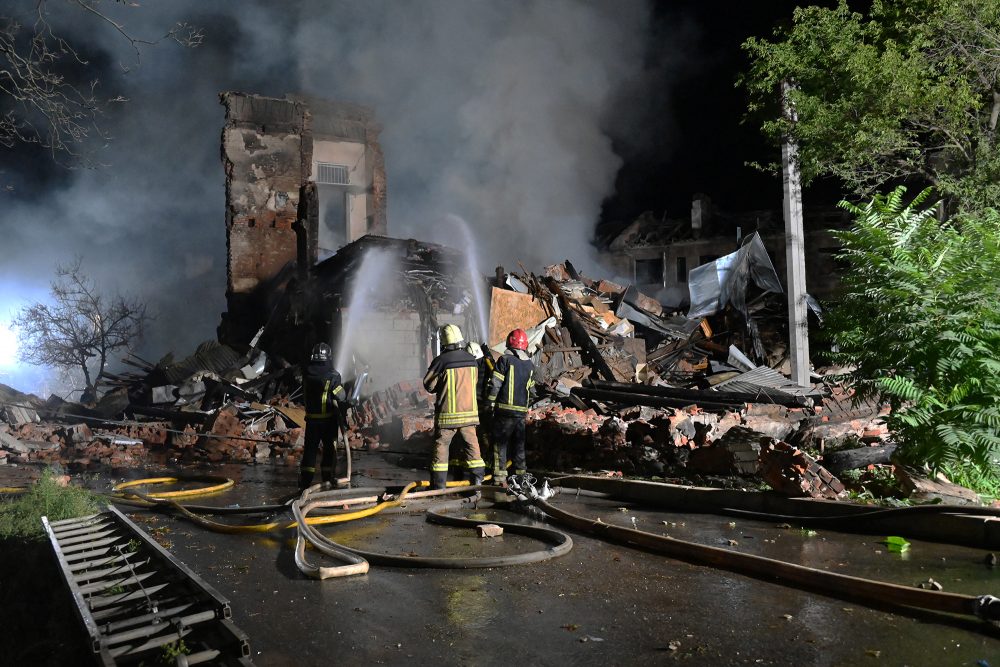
top-left (781, 81), bottom-right (810, 386)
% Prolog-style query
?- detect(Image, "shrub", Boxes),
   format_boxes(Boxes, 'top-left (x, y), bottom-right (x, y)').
top-left (828, 187), bottom-right (1000, 478)
top-left (0, 469), bottom-right (101, 540)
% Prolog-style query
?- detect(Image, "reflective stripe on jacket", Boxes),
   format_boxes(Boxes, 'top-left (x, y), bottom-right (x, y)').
top-left (488, 351), bottom-right (535, 416)
top-left (424, 348), bottom-right (480, 428)
top-left (303, 360), bottom-right (346, 420)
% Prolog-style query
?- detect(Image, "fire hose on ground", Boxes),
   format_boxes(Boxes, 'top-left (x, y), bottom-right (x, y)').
top-left (503, 475), bottom-right (1000, 624)
top-left (108, 475), bottom-right (575, 579)
top-left (291, 483), bottom-right (573, 579)
top-left (54, 472), bottom-right (1000, 623)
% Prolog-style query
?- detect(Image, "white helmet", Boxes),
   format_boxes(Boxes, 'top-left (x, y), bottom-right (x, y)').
top-left (311, 343), bottom-right (332, 362)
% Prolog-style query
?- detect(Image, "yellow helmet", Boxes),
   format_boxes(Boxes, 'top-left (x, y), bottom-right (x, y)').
top-left (441, 323), bottom-right (464, 346)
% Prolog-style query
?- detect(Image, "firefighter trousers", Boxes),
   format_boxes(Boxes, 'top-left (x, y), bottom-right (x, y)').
top-left (492, 413), bottom-right (526, 480)
top-left (301, 417), bottom-right (339, 488)
top-left (431, 425), bottom-right (484, 489)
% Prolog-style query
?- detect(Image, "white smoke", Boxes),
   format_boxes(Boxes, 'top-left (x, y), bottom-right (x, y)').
top-left (0, 0), bottom-right (656, 394)
top-left (293, 0), bottom-right (648, 272)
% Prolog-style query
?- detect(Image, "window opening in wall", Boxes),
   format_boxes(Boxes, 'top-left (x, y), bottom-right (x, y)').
top-left (317, 184), bottom-right (348, 260)
top-left (316, 162), bottom-right (350, 186)
top-left (635, 257), bottom-right (663, 285)
top-left (676, 256), bottom-right (688, 284)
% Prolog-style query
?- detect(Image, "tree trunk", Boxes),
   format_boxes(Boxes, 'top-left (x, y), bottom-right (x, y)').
top-left (80, 360), bottom-right (95, 404)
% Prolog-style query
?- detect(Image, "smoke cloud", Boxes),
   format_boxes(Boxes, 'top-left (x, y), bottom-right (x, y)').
top-left (0, 0), bottom-right (664, 394)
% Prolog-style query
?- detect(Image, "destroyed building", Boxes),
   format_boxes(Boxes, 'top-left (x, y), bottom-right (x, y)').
top-left (219, 92), bottom-right (388, 347)
top-left (262, 234), bottom-right (482, 395)
top-left (599, 193), bottom-right (847, 308)
top-left (218, 92), bottom-right (480, 394)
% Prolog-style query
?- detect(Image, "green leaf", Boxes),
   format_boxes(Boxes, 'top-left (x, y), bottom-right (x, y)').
top-left (882, 536), bottom-right (911, 553)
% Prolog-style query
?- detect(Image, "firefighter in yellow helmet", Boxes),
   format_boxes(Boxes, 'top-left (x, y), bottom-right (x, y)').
top-left (422, 324), bottom-right (485, 490)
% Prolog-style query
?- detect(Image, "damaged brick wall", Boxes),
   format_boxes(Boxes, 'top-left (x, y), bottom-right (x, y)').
top-left (219, 92), bottom-right (388, 347)
top-left (220, 92), bottom-right (311, 344)
top-left (298, 96), bottom-right (388, 238)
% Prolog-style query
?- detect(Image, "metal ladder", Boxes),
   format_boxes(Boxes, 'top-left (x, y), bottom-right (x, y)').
top-left (43, 505), bottom-right (253, 666)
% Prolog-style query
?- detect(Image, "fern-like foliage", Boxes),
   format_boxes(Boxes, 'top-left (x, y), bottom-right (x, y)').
top-left (828, 187), bottom-right (1000, 477)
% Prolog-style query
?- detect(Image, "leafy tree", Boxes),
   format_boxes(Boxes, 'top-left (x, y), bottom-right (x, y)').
top-left (12, 259), bottom-right (147, 402)
top-left (827, 187), bottom-right (1000, 475)
top-left (742, 0), bottom-right (1000, 211)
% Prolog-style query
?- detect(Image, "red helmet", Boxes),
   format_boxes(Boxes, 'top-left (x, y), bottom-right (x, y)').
top-left (507, 328), bottom-right (528, 351)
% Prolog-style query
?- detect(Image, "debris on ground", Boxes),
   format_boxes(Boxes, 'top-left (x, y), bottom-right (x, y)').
top-left (0, 249), bottom-right (949, 505)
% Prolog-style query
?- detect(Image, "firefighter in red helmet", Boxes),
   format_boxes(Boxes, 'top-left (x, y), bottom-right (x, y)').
top-left (486, 328), bottom-right (536, 485)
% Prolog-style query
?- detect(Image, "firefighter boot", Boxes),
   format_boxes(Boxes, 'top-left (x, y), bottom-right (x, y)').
top-left (429, 470), bottom-right (449, 491)
top-left (298, 467), bottom-right (315, 491)
top-left (320, 466), bottom-right (337, 487)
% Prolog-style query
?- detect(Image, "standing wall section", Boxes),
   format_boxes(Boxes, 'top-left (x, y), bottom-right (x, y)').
top-left (220, 92), bottom-right (312, 345)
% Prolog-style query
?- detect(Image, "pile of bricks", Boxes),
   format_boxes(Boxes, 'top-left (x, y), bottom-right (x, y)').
top-left (353, 379), bottom-right (432, 430)
top-left (758, 439), bottom-right (846, 500)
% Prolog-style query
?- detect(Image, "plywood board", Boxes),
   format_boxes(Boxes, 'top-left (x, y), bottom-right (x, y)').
top-left (487, 287), bottom-right (549, 348)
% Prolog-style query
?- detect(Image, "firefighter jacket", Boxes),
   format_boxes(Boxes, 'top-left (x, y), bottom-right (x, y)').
top-left (303, 359), bottom-right (346, 421)
top-left (476, 352), bottom-right (495, 403)
top-left (488, 350), bottom-right (535, 417)
top-left (423, 348), bottom-right (480, 429)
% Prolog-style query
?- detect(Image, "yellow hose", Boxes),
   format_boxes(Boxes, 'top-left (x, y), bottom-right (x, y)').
top-left (0, 486), bottom-right (27, 494)
top-left (113, 476), bottom-right (235, 499)
top-left (160, 481), bottom-right (439, 534)
top-left (414, 472), bottom-right (493, 488)
top-left (416, 479), bottom-right (470, 488)
top-left (113, 474), bottom-right (483, 534)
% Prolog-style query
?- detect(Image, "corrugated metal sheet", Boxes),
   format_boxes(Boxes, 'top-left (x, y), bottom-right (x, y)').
top-left (711, 365), bottom-right (821, 399)
top-left (163, 341), bottom-right (245, 384)
top-left (3, 404), bottom-right (38, 425)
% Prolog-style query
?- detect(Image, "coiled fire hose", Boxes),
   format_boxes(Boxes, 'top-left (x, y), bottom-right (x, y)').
top-left (500, 476), bottom-right (1000, 624)
top-left (291, 483), bottom-right (573, 579)
top-left (108, 475), bottom-right (574, 579)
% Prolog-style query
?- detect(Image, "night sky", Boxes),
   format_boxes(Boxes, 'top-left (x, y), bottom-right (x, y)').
top-left (0, 0), bottom-right (836, 394)
top-left (601, 0), bottom-right (839, 227)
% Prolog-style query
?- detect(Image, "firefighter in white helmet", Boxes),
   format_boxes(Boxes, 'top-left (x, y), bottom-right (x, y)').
top-left (422, 324), bottom-right (485, 489)
top-left (300, 342), bottom-right (348, 490)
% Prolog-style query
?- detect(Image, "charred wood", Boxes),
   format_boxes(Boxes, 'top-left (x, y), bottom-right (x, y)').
top-left (586, 379), bottom-right (812, 408)
top-left (570, 386), bottom-right (738, 412)
top-left (545, 277), bottom-right (616, 382)
top-left (822, 445), bottom-right (898, 475)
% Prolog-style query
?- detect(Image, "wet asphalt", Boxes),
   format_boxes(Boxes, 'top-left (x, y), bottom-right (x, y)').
top-left (86, 452), bottom-right (1000, 666)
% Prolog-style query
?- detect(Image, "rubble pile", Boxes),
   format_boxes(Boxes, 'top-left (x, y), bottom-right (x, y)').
top-left (0, 242), bottom-right (908, 502)
top-left (0, 336), bottom-right (313, 468)
top-left (477, 257), bottom-right (894, 498)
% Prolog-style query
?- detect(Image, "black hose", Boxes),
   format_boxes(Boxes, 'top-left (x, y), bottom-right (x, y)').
top-left (717, 504), bottom-right (1000, 525)
top-left (534, 495), bottom-right (1000, 623)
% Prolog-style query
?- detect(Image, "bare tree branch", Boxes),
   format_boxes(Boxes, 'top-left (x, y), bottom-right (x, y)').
top-left (0, 0), bottom-right (200, 167)
top-left (12, 257), bottom-right (147, 401)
